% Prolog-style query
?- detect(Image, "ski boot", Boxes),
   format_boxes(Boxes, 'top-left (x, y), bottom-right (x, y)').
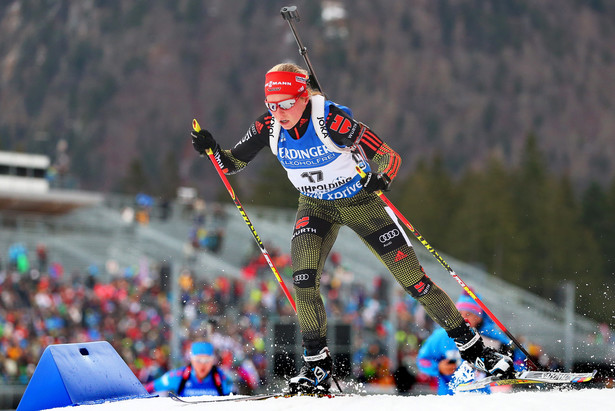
top-left (288, 347), bottom-right (332, 395)
top-left (449, 322), bottom-right (515, 378)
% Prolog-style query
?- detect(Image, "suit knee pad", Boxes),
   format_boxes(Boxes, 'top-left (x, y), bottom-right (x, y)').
top-left (293, 269), bottom-right (317, 288)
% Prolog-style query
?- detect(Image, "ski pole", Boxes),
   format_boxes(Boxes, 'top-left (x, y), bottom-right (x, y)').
top-left (280, 6), bottom-right (324, 95)
top-left (193, 119), bottom-right (297, 313)
top-left (356, 166), bottom-right (538, 369)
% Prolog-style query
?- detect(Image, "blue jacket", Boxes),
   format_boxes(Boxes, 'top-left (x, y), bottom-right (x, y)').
top-left (146, 365), bottom-right (235, 397)
top-left (416, 318), bottom-right (524, 395)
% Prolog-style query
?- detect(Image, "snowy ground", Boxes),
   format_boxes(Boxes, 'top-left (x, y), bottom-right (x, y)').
top-left (48, 388), bottom-right (615, 411)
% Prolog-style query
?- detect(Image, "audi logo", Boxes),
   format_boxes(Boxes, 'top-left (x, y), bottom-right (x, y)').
top-left (379, 229), bottom-right (400, 243)
top-left (294, 274), bottom-right (311, 282)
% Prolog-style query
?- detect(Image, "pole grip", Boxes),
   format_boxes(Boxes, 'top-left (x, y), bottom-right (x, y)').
top-left (280, 6), bottom-right (300, 21)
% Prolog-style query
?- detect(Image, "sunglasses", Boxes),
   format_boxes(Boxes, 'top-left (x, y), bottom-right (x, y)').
top-left (191, 355), bottom-right (214, 364)
top-left (265, 92), bottom-right (306, 112)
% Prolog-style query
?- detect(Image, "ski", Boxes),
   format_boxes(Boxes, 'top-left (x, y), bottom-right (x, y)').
top-left (169, 392), bottom-right (278, 403)
top-left (168, 391), bottom-right (340, 404)
top-left (456, 370), bottom-right (597, 392)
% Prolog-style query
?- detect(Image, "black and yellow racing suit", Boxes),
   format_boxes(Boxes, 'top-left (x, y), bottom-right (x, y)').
top-left (207, 101), bottom-right (465, 350)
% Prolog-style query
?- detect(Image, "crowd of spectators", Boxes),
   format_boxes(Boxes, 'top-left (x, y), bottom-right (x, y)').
top-left (187, 200), bottom-right (227, 253)
top-left (1, 238), bottom-right (573, 394)
top-left (0, 249), bottom-right (171, 386)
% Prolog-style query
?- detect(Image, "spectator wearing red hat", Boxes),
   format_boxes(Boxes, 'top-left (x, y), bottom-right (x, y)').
top-left (416, 291), bottom-right (525, 394)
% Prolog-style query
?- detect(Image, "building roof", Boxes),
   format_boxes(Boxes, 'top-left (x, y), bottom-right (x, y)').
top-left (0, 189), bottom-right (103, 215)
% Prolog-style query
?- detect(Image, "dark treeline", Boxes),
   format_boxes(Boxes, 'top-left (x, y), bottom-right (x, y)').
top-left (245, 133), bottom-right (615, 325)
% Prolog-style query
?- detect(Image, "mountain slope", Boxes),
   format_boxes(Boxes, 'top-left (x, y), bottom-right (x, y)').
top-left (1, 0), bottom-right (614, 193)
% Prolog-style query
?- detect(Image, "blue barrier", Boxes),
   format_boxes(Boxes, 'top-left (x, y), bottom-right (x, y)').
top-left (17, 341), bottom-right (151, 411)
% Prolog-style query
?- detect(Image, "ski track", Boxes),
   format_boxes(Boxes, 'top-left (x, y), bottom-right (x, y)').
top-left (49, 388), bottom-right (615, 411)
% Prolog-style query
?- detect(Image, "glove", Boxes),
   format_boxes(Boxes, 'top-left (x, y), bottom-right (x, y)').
top-left (498, 342), bottom-right (515, 358)
top-left (191, 129), bottom-right (218, 155)
top-left (360, 172), bottom-right (391, 193)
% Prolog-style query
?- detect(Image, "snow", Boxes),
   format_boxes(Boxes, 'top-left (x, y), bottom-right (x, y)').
top-left (49, 388), bottom-right (615, 411)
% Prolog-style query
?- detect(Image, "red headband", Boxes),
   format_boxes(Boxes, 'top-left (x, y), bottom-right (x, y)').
top-left (264, 71), bottom-right (308, 97)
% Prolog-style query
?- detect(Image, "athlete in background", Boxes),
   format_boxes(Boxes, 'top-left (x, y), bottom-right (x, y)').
top-left (417, 291), bottom-right (525, 394)
top-left (145, 341), bottom-right (234, 397)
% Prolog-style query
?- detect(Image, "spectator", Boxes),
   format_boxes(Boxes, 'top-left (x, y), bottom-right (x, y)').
top-left (1, 240), bottom-right (555, 394)
top-left (145, 341), bottom-right (235, 397)
top-left (36, 243), bottom-right (48, 272)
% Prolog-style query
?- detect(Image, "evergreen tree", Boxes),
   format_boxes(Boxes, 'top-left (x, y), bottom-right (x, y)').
top-left (248, 157), bottom-right (298, 208)
top-left (510, 133), bottom-right (550, 292)
top-left (581, 182), bottom-right (608, 234)
top-left (603, 180), bottom-right (615, 278)
top-left (120, 158), bottom-right (150, 194)
top-left (393, 154), bottom-right (456, 250)
top-left (582, 181), bottom-right (615, 276)
top-left (578, 180), bottom-right (615, 323)
top-left (542, 176), bottom-right (602, 300)
top-left (159, 151), bottom-right (181, 200)
top-left (446, 155), bottom-right (523, 278)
